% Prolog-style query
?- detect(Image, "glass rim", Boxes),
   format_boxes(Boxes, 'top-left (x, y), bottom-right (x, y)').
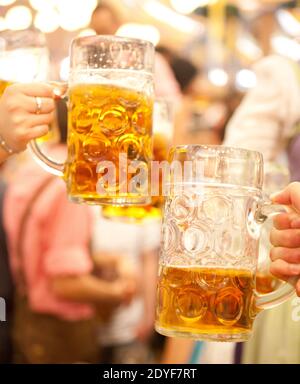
top-left (71, 34), bottom-right (154, 50)
top-left (0, 28), bottom-right (47, 51)
top-left (170, 144), bottom-right (263, 160)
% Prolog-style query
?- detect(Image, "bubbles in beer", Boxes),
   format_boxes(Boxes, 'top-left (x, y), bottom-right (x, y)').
top-left (100, 104), bottom-right (129, 136)
top-left (71, 161), bottom-right (95, 192)
top-left (115, 133), bottom-right (141, 158)
top-left (214, 287), bottom-right (244, 326)
top-left (156, 266), bottom-right (255, 340)
top-left (66, 83), bottom-right (153, 203)
top-left (176, 287), bottom-right (208, 323)
top-left (132, 106), bottom-right (149, 135)
top-left (156, 286), bottom-right (169, 315)
top-left (72, 105), bottom-right (93, 134)
top-left (83, 133), bottom-right (110, 162)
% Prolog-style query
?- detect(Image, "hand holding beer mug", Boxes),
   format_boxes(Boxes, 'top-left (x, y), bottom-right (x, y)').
top-left (256, 162), bottom-right (290, 294)
top-left (0, 30), bottom-right (53, 157)
top-left (155, 145), bottom-right (296, 342)
top-left (30, 36), bottom-right (154, 205)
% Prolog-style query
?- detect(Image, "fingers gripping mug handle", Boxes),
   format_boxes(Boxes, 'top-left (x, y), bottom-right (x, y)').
top-left (28, 83), bottom-right (67, 177)
top-left (254, 202), bottom-right (296, 310)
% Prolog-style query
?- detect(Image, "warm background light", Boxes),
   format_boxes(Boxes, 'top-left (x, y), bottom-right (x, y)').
top-left (208, 68), bottom-right (229, 87)
top-left (117, 23), bottom-right (161, 46)
top-left (0, 0), bottom-right (16, 6)
top-left (0, 0), bottom-right (298, 90)
top-left (271, 35), bottom-right (300, 61)
top-left (235, 69), bottom-right (257, 90)
top-left (5, 5), bottom-right (32, 31)
top-left (29, 0), bottom-right (54, 11)
top-left (34, 9), bottom-right (59, 33)
top-left (11, 0), bottom-right (98, 33)
top-left (77, 28), bottom-right (97, 38)
top-left (57, 0), bottom-right (97, 31)
top-left (170, 0), bottom-right (217, 15)
top-left (144, 1), bottom-right (203, 34)
top-left (236, 35), bottom-right (263, 61)
top-left (277, 9), bottom-right (300, 37)
top-left (0, 17), bottom-right (7, 32)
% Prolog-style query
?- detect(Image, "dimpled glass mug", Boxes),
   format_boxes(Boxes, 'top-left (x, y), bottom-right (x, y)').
top-left (155, 145), bottom-right (296, 342)
top-left (30, 36), bottom-right (154, 205)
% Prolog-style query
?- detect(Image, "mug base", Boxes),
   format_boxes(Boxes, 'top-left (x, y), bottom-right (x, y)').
top-left (155, 325), bottom-right (252, 343)
top-left (69, 195), bottom-right (152, 206)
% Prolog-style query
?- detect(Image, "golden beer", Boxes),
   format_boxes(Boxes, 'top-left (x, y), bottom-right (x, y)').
top-left (65, 83), bottom-right (153, 204)
top-left (0, 79), bottom-right (12, 97)
top-left (101, 131), bottom-right (170, 221)
top-left (156, 265), bottom-right (256, 341)
top-left (101, 204), bottom-right (161, 221)
top-left (256, 273), bottom-right (280, 294)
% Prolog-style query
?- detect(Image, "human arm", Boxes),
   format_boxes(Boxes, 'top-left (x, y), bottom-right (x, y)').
top-left (51, 273), bottom-right (135, 306)
top-left (43, 183), bottom-right (135, 306)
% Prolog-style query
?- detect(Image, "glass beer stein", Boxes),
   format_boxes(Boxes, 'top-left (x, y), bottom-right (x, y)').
top-left (0, 29), bottom-right (49, 95)
top-left (155, 145), bottom-right (296, 342)
top-left (30, 36), bottom-right (154, 205)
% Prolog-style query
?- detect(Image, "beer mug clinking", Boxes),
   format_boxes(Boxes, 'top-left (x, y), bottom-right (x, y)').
top-left (101, 98), bottom-right (174, 221)
top-left (30, 35), bottom-right (155, 206)
top-left (155, 145), bottom-right (295, 342)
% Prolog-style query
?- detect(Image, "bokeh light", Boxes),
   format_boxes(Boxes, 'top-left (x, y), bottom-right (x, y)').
top-left (29, 0), bottom-right (54, 11)
top-left (57, 0), bottom-right (97, 31)
top-left (170, 0), bottom-right (217, 15)
top-left (235, 69), bottom-right (257, 90)
top-left (5, 6), bottom-right (32, 31)
top-left (0, 17), bottom-right (7, 32)
top-left (0, 0), bottom-right (16, 6)
top-left (117, 23), bottom-right (160, 46)
top-left (34, 9), bottom-right (60, 33)
top-left (77, 29), bottom-right (97, 37)
top-left (144, 1), bottom-right (203, 34)
top-left (208, 68), bottom-right (229, 87)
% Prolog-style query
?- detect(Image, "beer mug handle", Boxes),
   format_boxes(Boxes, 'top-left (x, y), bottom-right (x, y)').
top-left (28, 83), bottom-right (67, 177)
top-left (254, 201), bottom-right (297, 310)
top-left (29, 139), bottom-right (64, 177)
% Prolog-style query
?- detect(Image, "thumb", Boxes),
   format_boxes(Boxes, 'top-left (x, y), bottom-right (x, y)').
top-left (271, 182), bottom-right (300, 212)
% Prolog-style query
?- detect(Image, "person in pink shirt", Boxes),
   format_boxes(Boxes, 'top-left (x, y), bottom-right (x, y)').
top-left (4, 99), bottom-right (136, 363)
